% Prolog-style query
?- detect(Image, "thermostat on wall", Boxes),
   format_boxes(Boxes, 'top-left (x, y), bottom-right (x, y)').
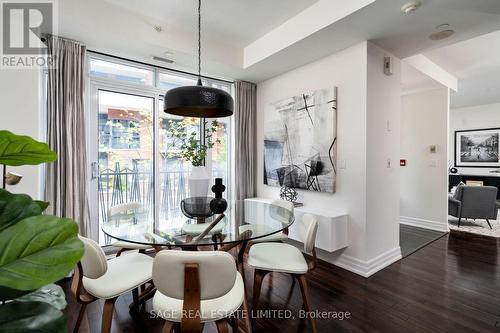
top-left (384, 57), bottom-right (393, 76)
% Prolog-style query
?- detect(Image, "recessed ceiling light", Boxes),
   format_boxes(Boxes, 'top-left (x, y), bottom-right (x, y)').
top-left (401, 1), bottom-right (421, 15)
top-left (429, 24), bottom-right (455, 41)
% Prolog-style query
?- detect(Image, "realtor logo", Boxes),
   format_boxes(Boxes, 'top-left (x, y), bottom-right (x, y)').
top-left (1, 0), bottom-right (56, 68)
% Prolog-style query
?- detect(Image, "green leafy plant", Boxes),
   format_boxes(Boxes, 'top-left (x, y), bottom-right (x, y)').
top-left (0, 130), bottom-right (84, 332)
top-left (0, 130), bottom-right (56, 166)
top-left (0, 284), bottom-right (68, 333)
top-left (0, 214), bottom-right (83, 291)
top-left (167, 119), bottom-right (221, 166)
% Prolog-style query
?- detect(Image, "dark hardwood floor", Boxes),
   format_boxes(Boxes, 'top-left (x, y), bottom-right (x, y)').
top-left (399, 224), bottom-right (447, 257)
top-left (62, 232), bottom-right (500, 333)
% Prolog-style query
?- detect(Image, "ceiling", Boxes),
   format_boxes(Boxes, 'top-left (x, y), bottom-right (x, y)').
top-left (424, 30), bottom-right (500, 109)
top-left (57, 0), bottom-right (500, 83)
top-left (401, 61), bottom-right (444, 95)
top-left (103, 0), bottom-right (319, 47)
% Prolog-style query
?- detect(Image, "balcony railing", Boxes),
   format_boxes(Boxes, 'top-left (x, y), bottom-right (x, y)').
top-left (98, 161), bottom-right (188, 222)
top-left (98, 161), bottom-right (227, 222)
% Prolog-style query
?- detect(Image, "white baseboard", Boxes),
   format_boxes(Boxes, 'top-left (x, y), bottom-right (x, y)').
top-left (400, 216), bottom-right (449, 232)
top-left (331, 247), bottom-right (402, 277)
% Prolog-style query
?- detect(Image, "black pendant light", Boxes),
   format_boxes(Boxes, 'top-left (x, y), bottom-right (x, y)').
top-left (164, 0), bottom-right (233, 118)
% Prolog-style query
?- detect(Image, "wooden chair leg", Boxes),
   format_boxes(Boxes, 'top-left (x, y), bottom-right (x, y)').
top-left (215, 319), bottom-right (229, 333)
top-left (458, 217), bottom-right (462, 228)
top-left (101, 297), bottom-right (117, 333)
top-left (132, 288), bottom-right (139, 305)
top-left (297, 275), bottom-right (317, 333)
top-left (229, 315), bottom-right (238, 332)
top-left (252, 269), bottom-right (266, 312)
top-left (486, 219), bottom-right (493, 229)
top-left (162, 321), bottom-right (174, 333)
top-left (73, 303), bottom-right (87, 333)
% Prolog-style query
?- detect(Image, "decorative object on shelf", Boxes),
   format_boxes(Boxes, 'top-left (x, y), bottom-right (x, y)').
top-left (454, 127), bottom-right (500, 168)
top-left (264, 87), bottom-right (338, 193)
top-left (450, 167), bottom-right (458, 174)
top-left (5, 172), bottom-right (22, 186)
top-left (163, 0), bottom-right (233, 118)
top-left (181, 196), bottom-right (214, 224)
top-left (210, 178), bottom-right (227, 214)
top-left (167, 119), bottom-right (221, 197)
top-left (280, 186), bottom-right (298, 203)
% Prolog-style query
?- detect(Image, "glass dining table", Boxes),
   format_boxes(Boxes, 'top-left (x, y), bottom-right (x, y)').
top-left (102, 198), bottom-right (294, 332)
top-left (102, 198), bottom-right (294, 263)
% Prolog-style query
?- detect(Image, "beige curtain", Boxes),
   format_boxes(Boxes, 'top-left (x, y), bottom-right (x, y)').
top-left (45, 36), bottom-right (92, 238)
top-left (234, 81), bottom-right (257, 200)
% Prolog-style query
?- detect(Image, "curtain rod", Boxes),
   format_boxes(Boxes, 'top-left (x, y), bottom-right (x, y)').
top-left (88, 50), bottom-right (234, 85)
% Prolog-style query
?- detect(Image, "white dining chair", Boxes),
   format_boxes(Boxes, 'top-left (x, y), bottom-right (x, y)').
top-left (240, 199), bottom-right (294, 243)
top-left (152, 250), bottom-right (245, 333)
top-left (71, 236), bottom-right (153, 333)
top-left (248, 213), bottom-right (319, 333)
top-left (108, 202), bottom-right (152, 256)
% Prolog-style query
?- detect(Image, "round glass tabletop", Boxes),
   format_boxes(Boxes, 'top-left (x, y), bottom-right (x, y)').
top-left (102, 199), bottom-right (294, 248)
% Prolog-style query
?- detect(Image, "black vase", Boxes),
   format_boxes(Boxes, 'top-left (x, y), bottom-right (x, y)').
top-left (210, 178), bottom-right (227, 214)
top-left (210, 197), bottom-right (227, 214)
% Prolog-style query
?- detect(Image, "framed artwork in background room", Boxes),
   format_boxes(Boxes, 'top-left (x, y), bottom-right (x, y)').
top-left (455, 127), bottom-right (500, 168)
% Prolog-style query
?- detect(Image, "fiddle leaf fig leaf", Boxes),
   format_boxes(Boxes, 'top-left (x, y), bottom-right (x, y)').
top-left (0, 301), bottom-right (66, 333)
top-left (0, 215), bottom-right (84, 291)
top-left (0, 130), bottom-right (57, 166)
top-left (0, 189), bottom-right (43, 232)
top-left (17, 284), bottom-right (67, 311)
top-left (33, 200), bottom-right (50, 213)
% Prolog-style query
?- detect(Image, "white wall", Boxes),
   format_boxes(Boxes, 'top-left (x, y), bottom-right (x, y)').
top-left (400, 88), bottom-right (449, 232)
top-left (449, 102), bottom-right (500, 175)
top-left (365, 43), bottom-right (401, 258)
top-left (0, 69), bottom-right (42, 199)
top-left (257, 41), bottom-right (368, 261)
top-left (257, 42), bottom-right (402, 276)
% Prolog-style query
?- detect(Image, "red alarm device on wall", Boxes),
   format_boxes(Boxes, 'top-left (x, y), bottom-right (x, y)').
top-left (400, 159), bottom-right (406, 167)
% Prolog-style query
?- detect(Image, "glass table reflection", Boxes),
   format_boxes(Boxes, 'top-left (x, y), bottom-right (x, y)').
top-left (102, 199), bottom-right (294, 249)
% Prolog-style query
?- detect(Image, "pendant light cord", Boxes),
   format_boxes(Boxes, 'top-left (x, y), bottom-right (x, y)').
top-left (197, 0), bottom-right (202, 85)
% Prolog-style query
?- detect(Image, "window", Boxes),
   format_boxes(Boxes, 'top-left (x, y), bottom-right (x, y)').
top-left (159, 72), bottom-right (198, 91)
top-left (90, 58), bottom-right (154, 86)
top-left (87, 55), bottom-right (233, 245)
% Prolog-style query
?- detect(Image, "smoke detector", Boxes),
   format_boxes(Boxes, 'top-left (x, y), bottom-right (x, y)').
top-left (401, 1), bottom-right (421, 15)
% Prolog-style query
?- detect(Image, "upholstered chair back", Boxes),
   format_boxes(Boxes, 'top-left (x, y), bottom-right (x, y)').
top-left (460, 186), bottom-right (499, 219)
top-left (109, 202), bottom-right (142, 217)
top-left (79, 236), bottom-right (108, 279)
top-left (153, 250), bottom-right (237, 300)
top-left (270, 199), bottom-right (295, 212)
top-left (269, 199), bottom-right (295, 225)
top-left (299, 214), bottom-right (318, 254)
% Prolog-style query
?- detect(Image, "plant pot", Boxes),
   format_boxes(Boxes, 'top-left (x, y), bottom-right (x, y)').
top-left (188, 166), bottom-right (209, 197)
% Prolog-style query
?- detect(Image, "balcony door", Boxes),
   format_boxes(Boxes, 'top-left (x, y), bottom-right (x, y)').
top-left (86, 55), bottom-right (232, 245)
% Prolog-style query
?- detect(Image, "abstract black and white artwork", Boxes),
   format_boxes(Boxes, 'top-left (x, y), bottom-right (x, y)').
top-left (264, 87), bottom-right (338, 193)
top-left (455, 128), bottom-right (500, 168)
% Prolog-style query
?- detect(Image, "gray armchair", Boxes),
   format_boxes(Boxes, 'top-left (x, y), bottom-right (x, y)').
top-left (449, 185), bottom-right (500, 229)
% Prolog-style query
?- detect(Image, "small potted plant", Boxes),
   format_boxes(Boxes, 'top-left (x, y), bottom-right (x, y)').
top-left (167, 119), bottom-right (221, 197)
